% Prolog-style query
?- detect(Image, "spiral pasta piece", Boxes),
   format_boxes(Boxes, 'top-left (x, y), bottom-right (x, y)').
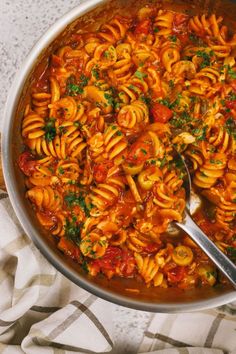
top-left (26, 186), bottom-right (63, 211)
top-left (189, 14), bottom-right (236, 46)
top-left (118, 75), bottom-right (149, 103)
top-left (104, 125), bottom-right (128, 165)
top-left (28, 156), bottom-right (56, 187)
top-left (117, 100), bottom-right (149, 133)
top-left (193, 153), bottom-right (227, 188)
top-left (22, 112), bottom-right (45, 140)
top-left (160, 39), bottom-right (181, 72)
top-left (90, 176), bottom-right (125, 210)
top-left (154, 10), bottom-right (174, 37)
top-left (98, 16), bottom-right (128, 44)
top-left (135, 253), bottom-right (166, 287)
top-left (31, 92), bottom-right (51, 117)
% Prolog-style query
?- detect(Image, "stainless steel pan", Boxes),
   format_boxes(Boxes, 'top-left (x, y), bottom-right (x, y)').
top-left (2, 0), bottom-right (236, 312)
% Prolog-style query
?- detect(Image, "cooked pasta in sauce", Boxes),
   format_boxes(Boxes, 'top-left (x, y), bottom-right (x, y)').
top-left (18, 3), bottom-right (236, 290)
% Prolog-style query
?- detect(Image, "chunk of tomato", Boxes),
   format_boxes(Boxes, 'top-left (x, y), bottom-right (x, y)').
top-left (135, 19), bottom-right (151, 35)
top-left (92, 246), bottom-right (122, 272)
top-left (150, 103), bottom-right (173, 123)
top-left (164, 263), bottom-right (186, 283)
top-left (91, 246), bottom-right (135, 277)
top-left (225, 100), bottom-right (236, 110)
top-left (173, 13), bottom-right (188, 32)
top-left (93, 164), bottom-right (108, 183)
top-left (18, 151), bottom-right (37, 177)
top-left (127, 134), bottom-right (153, 164)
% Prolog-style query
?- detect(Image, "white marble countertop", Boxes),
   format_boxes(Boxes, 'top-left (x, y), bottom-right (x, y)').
top-left (0, 1), bottom-right (152, 352)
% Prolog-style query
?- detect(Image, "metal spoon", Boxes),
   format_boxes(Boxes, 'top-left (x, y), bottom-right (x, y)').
top-left (173, 151), bottom-right (236, 288)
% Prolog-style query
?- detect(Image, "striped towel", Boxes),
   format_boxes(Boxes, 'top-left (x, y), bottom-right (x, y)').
top-left (0, 189), bottom-right (236, 354)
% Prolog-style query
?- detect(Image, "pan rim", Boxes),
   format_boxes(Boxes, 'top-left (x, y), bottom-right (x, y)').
top-left (2, 0), bottom-right (236, 313)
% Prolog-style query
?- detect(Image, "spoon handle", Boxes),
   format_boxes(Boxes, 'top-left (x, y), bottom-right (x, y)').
top-left (176, 212), bottom-right (236, 288)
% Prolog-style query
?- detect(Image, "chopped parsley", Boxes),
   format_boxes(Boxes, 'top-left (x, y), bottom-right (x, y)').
top-left (134, 70), bottom-right (147, 80)
top-left (209, 159), bottom-right (223, 165)
top-left (170, 110), bottom-right (192, 128)
top-left (104, 92), bottom-right (115, 107)
top-left (159, 156), bottom-right (167, 168)
top-left (225, 117), bottom-right (236, 140)
top-left (194, 125), bottom-right (208, 141)
top-left (64, 218), bottom-right (82, 245)
top-left (196, 50), bottom-right (214, 69)
top-left (66, 74), bottom-right (89, 96)
top-left (168, 35), bottom-right (177, 42)
top-left (91, 65), bottom-right (100, 80)
top-left (158, 95), bottom-right (182, 110)
top-left (158, 98), bottom-right (171, 107)
top-left (128, 84), bottom-right (138, 92)
top-left (154, 27), bottom-right (159, 33)
top-left (224, 65), bottom-right (236, 79)
top-left (64, 192), bottom-right (93, 217)
top-left (140, 94), bottom-right (151, 106)
top-left (141, 148), bottom-right (147, 155)
top-left (44, 118), bottom-right (56, 142)
top-left (58, 166), bottom-right (65, 175)
top-left (115, 130), bottom-right (122, 136)
top-left (228, 92), bottom-right (236, 101)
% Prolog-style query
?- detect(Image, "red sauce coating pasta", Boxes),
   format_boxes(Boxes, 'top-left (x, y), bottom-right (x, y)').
top-left (18, 4), bottom-right (236, 289)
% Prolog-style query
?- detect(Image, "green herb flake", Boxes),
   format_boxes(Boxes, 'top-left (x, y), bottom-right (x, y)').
top-left (159, 156), bottom-right (167, 168)
top-left (158, 98), bottom-right (171, 108)
top-left (168, 35), bottom-right (177, 42)
top-left (190, 33), bottom-right (198, 43)
top-left (66, 74), bottom-right (89, 96)
top-left (209, 159), bottom-right (222, 165)
top-left (227, 66), bottom-right (236, 79)
top-left (58, 166), bottom-right (64, 175)
top-left (220, 99), bottom-right (225, 106)
top-left (195, 125), bottom-right (208, 141)
top-left (91, 66), bottom-right (100, 80)
top-left (140, 94), bottom-right (151, 106)
top-left (104, 92), bottom-right (115, 107)
top-left (81, 259), bottom-right (89, 272)
top-left (64, 192), bottom-right (93, 217)
top-left (141, 148), bottom-right (147, 155)
top-left (225, 117), bottom-right (236, 140)
top-left (196, 50), bottom-right (214, 69)
top-left (116, 130), bottom-right (122, 136)
top-left (64, 218), bottom-right (82, 245)
top-left (44, 118), bottom-right (56, 142)
top-left (134, 70), bottom-right (147, 80)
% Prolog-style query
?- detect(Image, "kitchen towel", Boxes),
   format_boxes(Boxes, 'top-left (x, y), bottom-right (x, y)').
top-left (0, 189), bottom-right (236, 354)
